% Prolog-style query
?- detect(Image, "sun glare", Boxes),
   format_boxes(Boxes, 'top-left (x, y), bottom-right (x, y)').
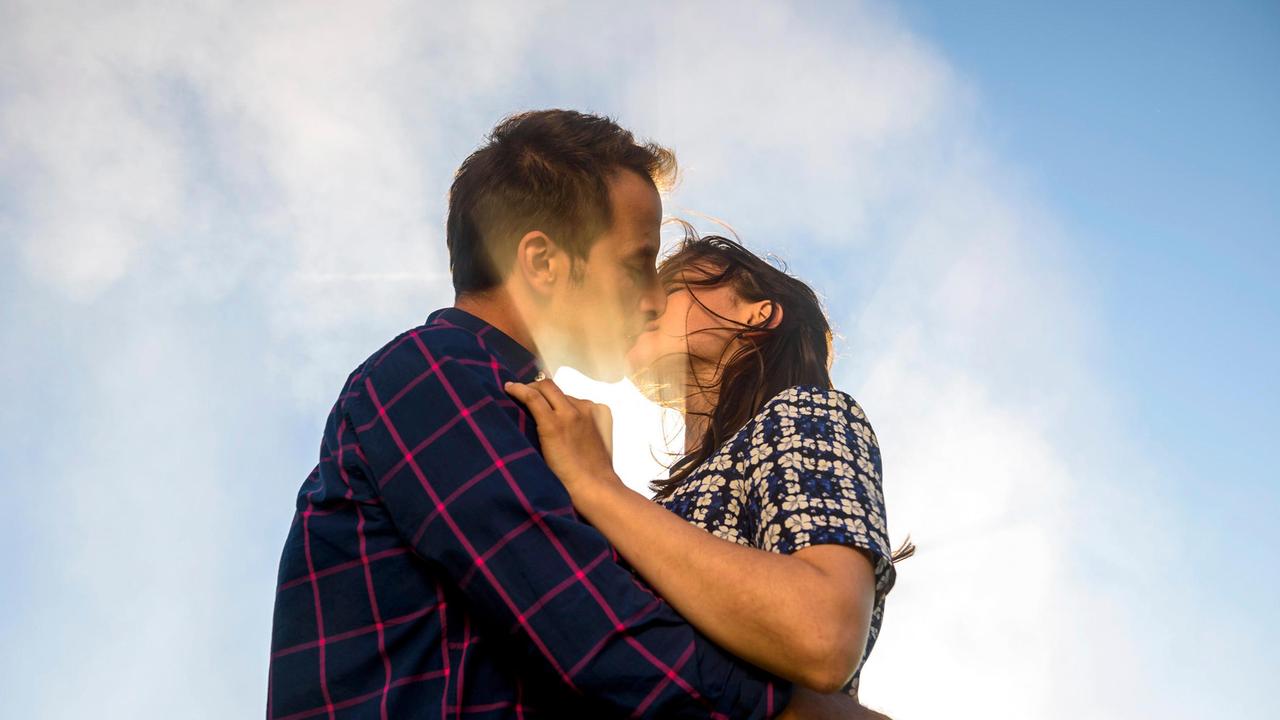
top-left (552, 366), bottom-right (684, 497)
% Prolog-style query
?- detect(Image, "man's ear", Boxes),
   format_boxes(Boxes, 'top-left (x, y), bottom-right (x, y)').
top-left (514, 230), bottom-right (557, 294)
top-left (747, 299), bottom-right (783, 331)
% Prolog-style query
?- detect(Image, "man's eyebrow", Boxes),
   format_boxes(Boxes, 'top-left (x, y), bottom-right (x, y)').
top-left (631, 244), bottom-right (659, 260)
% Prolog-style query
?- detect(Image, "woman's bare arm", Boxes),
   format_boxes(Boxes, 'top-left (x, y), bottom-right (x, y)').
top-left (573, 481), bottom-right (876, 692)
top-left (504, 377), bottom-right (878, 691)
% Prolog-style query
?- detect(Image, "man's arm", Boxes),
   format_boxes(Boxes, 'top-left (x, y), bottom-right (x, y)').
top-left (344, 329), bottom-right (791, 719)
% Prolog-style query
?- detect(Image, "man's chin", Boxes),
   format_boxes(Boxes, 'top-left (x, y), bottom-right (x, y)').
top-left (583, 365), bottom-right (627, 384)
top-left (564, 352), bottom-right (629, 384)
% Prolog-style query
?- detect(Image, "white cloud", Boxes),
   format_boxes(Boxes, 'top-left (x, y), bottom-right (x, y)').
top-left (1, 26), bottom-right (185, 296)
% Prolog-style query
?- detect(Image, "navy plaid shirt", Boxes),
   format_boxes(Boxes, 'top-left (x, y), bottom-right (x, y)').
top-left (269, 307), bottom-right (792, 719)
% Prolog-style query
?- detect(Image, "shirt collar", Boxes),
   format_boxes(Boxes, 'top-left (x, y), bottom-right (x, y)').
top-left (425, 307), bottom-right (548, 383)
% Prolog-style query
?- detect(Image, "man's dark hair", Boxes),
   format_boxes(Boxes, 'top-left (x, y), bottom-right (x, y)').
top-left (446, 109), bottom-right (677, 295)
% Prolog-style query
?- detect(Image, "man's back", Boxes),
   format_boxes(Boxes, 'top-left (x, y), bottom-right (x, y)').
top-left (268, 307), bottom-right (790, 719)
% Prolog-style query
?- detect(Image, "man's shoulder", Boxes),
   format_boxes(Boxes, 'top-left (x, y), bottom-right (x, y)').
top-left (341, 316), bottom-right (494, 411)
top-left (368, 319), bottom-right (487, 371)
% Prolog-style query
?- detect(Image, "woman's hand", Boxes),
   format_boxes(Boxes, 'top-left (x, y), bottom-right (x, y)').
top-left (503, 377), bottom-right (622, 502)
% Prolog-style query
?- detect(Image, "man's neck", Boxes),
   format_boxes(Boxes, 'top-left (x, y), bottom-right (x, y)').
top-left (454, 291), bottom-right (541, 360)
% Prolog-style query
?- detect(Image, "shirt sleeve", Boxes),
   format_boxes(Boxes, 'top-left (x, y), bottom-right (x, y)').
top-left (747, 388), bottom-right (897, 601)
top-left (343, 329), bottom-right (792, 719)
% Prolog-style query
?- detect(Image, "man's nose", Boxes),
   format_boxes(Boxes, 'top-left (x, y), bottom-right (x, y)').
top-left (640, 276), bottom-right (667, 321)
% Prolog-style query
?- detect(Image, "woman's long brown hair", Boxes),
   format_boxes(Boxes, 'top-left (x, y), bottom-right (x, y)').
top-left (645, 225), bottom-right (915, 563)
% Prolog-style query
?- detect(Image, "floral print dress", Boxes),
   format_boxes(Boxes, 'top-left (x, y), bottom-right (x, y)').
top-left (657, 385), bottom-right (897, 697)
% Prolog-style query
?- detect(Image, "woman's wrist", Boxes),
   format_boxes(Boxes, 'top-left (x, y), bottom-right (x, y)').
top-left (570, 475), bottom-right (632, 523)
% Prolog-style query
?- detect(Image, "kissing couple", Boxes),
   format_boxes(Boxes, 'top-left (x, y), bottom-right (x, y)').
top-left (269, 109), bottom-right (909, 719)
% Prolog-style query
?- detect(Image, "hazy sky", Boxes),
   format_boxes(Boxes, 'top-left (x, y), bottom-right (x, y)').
top-left (1, 1), bottom-right (1276, 718)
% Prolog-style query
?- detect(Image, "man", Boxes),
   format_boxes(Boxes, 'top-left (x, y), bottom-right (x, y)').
top-left (268, 110), bottom-right (793, 719)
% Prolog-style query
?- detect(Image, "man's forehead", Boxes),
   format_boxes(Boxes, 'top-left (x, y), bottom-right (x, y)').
top-left (600, 169), bottom-right (662, 257)
top-left (608, 169), bottom-right (662, 226)
top-left (603, 225), bottom-right (657, 255)
top-left (590, 226), bottom-right (658, 260)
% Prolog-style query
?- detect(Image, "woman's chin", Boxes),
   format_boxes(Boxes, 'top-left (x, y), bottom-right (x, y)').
top-left (626, 362), bottom-right (689, 409)
top-left (624, 365), bottom-right (654, 395)
top-left (624, 349), bottom-right (654, 381)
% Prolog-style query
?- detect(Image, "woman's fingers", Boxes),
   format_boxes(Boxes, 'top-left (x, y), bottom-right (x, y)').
top-left (506, 378), bottom-right (609, 453)
top-left (503, 381), bottom-right (555, 423)
top-left (526, 377), bottom-right (573, 413)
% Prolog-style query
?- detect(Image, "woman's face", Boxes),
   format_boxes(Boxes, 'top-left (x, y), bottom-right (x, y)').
top-left (626, 263), bottom-right (758, 403)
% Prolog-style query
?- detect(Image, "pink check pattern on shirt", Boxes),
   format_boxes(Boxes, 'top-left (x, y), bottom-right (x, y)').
top-left (268, 307), bottom-right (791, 720)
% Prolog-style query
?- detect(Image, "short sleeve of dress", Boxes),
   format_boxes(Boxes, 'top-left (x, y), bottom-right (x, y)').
top-left (743, 386), bottom-right (897, 600)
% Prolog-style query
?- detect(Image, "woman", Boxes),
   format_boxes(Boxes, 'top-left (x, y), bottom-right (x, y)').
top-left (505, 231), bottom-right (909, 718)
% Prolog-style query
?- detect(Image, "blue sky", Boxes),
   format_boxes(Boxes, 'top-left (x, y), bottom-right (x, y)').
top-left (921, 0), bottom-right (1280, 707)
top-left (903, 0), bottom-right (1279, 483)
top-left (903, 2), bottom-right (1280, 699)
top-left (1, 1), bottom-right (1276, 718)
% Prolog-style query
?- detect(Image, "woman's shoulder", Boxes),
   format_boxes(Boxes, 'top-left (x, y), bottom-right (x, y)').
top-left (748, 384), bottom-right (872, 434)
top-left (727, 384), bottom-right (879, 474)
top-left (739, 384), bottom-right (895, 585)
